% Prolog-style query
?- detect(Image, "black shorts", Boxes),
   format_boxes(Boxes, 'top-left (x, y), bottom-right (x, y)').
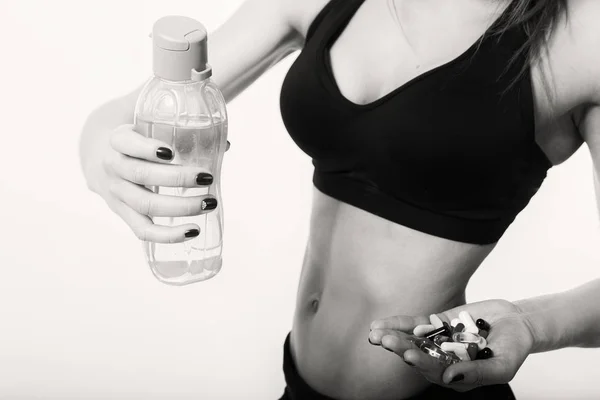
top-left (278, 331), bottom-right (516, 400)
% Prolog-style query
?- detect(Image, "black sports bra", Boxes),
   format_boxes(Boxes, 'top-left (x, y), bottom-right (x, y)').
top-left (279, 0), bottom-right (553, 245)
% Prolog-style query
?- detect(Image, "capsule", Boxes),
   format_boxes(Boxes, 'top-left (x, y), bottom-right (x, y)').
top-left (441, 342), bottom-right (470, 361)
top-left (433, 335), bottom-right (451, 347)
top-left (479, 329), bottom-right (489, 339)
top-left (414, 324), bottom-right (435, 337)
top-left (459, 311), bottom-right (477, 331)
top-left (454, 323), bottom-right (465, 333)
top-left (408, 336), bottom-right (461, 366)
top-left (465, 325), bottom-right (480, 334)
top-left (430, 314), bottom-right (444, 329)
top-left (450, 318), bottom-right (461, 327)
top-left (443, 321), bottom-right (451, 332)
top-left (477, 337), bottom-right (488, 351)
top-left (476, 318), bottom-right (491, 331)
top-left (425, 326), bottom-right (451, 340)
top-left (467, 343), bottom-right (479, 361)
top-left (476, 347), bottom-right (494, 360)
top-left (452, 332), bottom-right (482, 344)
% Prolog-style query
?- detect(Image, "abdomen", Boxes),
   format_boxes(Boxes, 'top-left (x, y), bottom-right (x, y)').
top-left (289, 185), bottom-right (496, 400)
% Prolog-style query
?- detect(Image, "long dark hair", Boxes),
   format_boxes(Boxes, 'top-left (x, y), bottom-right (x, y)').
top-left (491, 0), bottom-right (568, 96)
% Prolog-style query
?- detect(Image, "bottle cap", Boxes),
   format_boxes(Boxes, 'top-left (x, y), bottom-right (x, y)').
top-left (150, 15), bottom-right (212, 81)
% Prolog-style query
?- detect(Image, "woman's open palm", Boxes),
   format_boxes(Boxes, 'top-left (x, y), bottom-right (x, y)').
top-left (368, 299), bottom-right (535, 392)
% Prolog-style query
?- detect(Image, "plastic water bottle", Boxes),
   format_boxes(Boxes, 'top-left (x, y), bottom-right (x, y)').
top-left (134, 16), bottom-right (228, 285)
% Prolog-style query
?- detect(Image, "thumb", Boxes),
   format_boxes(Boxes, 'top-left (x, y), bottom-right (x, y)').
top-left (442, 359), bottom-right (510, 387)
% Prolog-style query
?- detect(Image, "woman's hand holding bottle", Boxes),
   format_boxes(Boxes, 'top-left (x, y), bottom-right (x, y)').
top-left (86, 122), bottom-right (230, 244)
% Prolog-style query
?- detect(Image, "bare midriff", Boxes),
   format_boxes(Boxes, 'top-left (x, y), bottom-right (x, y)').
top-left (289, 185), bottom-right (497, 400)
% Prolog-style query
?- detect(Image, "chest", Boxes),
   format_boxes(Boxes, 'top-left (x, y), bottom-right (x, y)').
top-left (289, 0), bottom-right (586, 167)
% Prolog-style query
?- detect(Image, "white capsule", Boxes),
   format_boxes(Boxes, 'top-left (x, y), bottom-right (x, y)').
top-left (477, 337), bottom-right (488, 351)
top-left (465, 324), bottom-right (480, 334)
top-left (450, 318), bottom-right (461, 328)
top-left (454, 346), bottom-right (471, 361)
top-left (413, 324), bottom-right (435, 337)
top-left (441, 342), bottom-right (468, 353)
top-left (459, 311), bottom-right (477, 329)
top-left (429, 314), bottom-right (444, 329)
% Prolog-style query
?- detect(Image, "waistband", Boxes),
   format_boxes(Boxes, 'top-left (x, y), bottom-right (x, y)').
top-left (281, 331), bottom-right (516, 400)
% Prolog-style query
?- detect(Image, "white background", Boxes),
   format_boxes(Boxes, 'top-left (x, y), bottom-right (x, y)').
top-left (0, 0), bottom-right (599, 399)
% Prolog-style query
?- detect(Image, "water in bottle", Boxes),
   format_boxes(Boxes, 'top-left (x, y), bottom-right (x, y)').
top-left (133, 16), bottom-right (228, 285)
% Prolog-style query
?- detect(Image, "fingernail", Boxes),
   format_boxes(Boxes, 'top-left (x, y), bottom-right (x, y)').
top-left (450, 374), bottom-right (464, 383)
top-left (157, 147), bottom-right (173, 160)
top-left (201, 198), bottom-right (218, 211)
top-left (196, 173), bottom-right (214, 185)
top-left (403, 359), bottom-right (415, 367)
top-left (185, 229), bottom-right (200, 238)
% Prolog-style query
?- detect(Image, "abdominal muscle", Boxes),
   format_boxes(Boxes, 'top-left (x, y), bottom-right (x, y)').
top-left (289, 185), bottom-right (497, 400)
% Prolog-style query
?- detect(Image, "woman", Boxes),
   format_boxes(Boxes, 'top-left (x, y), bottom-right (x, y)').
top-left (79, 0), bottom-right (600, 398)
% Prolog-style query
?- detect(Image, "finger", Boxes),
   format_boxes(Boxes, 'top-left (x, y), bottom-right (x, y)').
top-left (370, 315), bottom-right (430, 332)
top-left (110, 124), bottom-right (175, 162)
top-left (110, 153), bottom-right (214, 188)
top-left (401, 348), bottom-right (446, 381)
top-left (108, 199), bottom-right (200, 244)
top-left (379, 334), bottom-right (416, 355)
top-left (377, 332), bottom-right (422, 357)
top-left (110, 180), bottom-right (218, 217)
top-left (442, 358), bottom-right (509, 387)
top-left (369, 328), bottom-right (411, 346)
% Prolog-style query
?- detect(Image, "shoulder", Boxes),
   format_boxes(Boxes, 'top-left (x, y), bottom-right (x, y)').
top-left (550, 0), bottom-right (600, 105)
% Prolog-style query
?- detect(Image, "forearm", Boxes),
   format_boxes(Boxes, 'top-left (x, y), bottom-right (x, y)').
top-left (514, 278), bottom-right (600, 353)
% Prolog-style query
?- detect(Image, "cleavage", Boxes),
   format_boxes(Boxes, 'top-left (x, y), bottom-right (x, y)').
top-left (326, 0), bottom-right (509, 106)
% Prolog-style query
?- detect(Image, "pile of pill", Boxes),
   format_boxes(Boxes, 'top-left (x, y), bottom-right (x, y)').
top-left (407, 311), bottom-right (494, 366)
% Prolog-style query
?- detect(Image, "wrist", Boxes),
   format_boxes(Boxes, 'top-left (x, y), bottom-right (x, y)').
top-left (514, 300), bottom-right (546, 354)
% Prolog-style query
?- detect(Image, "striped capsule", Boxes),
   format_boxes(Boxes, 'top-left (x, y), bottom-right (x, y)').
top-left (450, 318), bottom-right (461, 328)
top-left (430, 314), bottom-right (444, 329)
top-left (425, 326), bottom-right (451, 340)
top-left (414, 324), bottom-right (435, 337)
top-left (476, 318), bottom-right (491, 331)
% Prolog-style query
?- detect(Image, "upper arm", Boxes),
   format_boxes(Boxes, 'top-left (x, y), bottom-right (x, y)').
top-left (208, 0), bottom-right (304, 102)
top-left (561, 0), bottom-right (600, 215)
top-left (577, 107), bottom-right (600, 216)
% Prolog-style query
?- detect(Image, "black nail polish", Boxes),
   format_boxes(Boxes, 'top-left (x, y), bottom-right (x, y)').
top-left (403, 359), bottom-right (415, 367)
top-left (368, 337), bottom-right (374, 345)
top-left (201, 198), bottom-right (218, 211)
top-left (384, 347), bottom-right (394, 353)
top-left (196, 173), bottom-right (213, 185)
top-left (185, 229), bottom-right (200, 238)
top-left (157, 147), bottom-right (173, 160)
top-left (450, 374), bottom-right (464, 383)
